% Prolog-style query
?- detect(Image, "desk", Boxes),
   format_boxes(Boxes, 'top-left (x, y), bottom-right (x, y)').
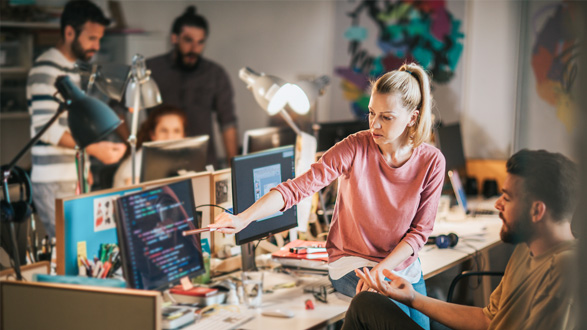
top-left (421, 216), bottom-right (502, 279)
top-left (184, 214), bottom-right (503, 330)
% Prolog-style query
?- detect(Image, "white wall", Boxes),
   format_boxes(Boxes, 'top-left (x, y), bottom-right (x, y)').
top-left (110, 0), bottom-right (520, 160)
top-left (115, 0), bottom-right (336, 159)
top-left (461, 0), bottom-right (521, 159)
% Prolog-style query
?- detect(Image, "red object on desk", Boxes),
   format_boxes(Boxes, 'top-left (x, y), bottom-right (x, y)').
top-left (272, 240), bottom-right (328, 262)
top-left (170, 285), bottom-right (218, 297)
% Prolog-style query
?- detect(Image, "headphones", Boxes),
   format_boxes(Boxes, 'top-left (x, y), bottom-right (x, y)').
top-left (426, 232), bottom-right (459, 249)
top-left (1, 165), bottom-right (33, 224)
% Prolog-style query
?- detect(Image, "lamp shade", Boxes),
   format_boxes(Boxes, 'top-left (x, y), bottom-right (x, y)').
top-left (76, 61), bottom-right (131, 102)
top-left (125, 54), bottom-right (162, 109)
top-left (239, 67), bottom-right (299, 115)
top-left (55, 75), bottom-right (123, 149)
top-left (94, 63), bottom-right (131, 102)
top-left (288, 75), bottom-right (330, 115)
top-left (125, 76), bottom-right (162, 109)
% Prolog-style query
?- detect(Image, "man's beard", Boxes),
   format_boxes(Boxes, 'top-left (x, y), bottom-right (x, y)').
top-left (174, 47), bottom-right (199, 72)
top-left (500, 204), bottom-right (536, 244)
top-left (72, 38), bottom-right (97, 62)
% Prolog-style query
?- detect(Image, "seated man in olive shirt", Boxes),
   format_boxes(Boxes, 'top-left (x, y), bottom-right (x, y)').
top-left (343, 149), bottom-right (578, 330)
top-left (147, 6), bottom-right (238, 168)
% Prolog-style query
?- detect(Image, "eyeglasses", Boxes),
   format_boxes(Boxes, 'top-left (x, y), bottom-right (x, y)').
top-left (304, 284), bottom-right (335, 303)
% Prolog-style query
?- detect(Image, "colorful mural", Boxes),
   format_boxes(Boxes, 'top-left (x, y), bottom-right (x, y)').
top-left (530, 1), bottom-right (580, 132)
top-left (336, 0), bottom-right (465, 118)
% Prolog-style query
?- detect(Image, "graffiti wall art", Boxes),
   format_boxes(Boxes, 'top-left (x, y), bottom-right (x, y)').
top-left (335, 0), bottom-right (465, 118)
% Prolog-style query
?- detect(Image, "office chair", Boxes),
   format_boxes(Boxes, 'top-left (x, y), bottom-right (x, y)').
top-left (446, 270), bottom-right (504, 303)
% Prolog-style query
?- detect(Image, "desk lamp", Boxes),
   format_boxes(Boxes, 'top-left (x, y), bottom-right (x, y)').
top-left (125, 54), bottom-right (162, 184)
top-left (1, 75), bottom-right (122, 280)
top-left (77, 61), bottom-right (131, 102)
top-left (238, 67), bottom-right (329, 257)
top-left (75, 61), bottom-right (131, 193)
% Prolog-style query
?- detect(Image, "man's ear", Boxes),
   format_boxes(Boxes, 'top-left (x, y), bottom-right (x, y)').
top-left (64, 25), bottom-right (76, 44)
top-left (530, 201), bottom-right (546, 223)
top-left (171, 33), bottom-right (178, 45)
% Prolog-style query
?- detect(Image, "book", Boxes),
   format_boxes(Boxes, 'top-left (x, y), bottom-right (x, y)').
top-left (170, 291), bottom-right (227, 306)
top-left (170, 285), bottom-right (218, 297)
top-left (161, 306), bottom-right (195, 330)
top-left (272, 240), bottom-right (328, 262)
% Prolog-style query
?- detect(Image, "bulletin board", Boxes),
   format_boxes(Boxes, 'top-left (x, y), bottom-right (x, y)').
top-left (56, 187), bottom-right (142, 275)
top-left (56, 171), bottom-right (214, 276)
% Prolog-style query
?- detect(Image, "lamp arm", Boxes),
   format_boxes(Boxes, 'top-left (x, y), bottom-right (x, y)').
top-left (278, 109), bottom-right (302, 135)
top-left (5, 102), bottom-right (68, 175)
top-left (129, 76), bottom-right (141, 185)
top-left (0, 102), bottom-right (66, 281)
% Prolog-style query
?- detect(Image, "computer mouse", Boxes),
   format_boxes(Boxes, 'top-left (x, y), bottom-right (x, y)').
top-left (261, 308), bottom-right (295, 318)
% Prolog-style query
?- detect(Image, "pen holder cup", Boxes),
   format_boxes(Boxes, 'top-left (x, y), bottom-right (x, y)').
top-left (241, 271), bottom-right (264, 308)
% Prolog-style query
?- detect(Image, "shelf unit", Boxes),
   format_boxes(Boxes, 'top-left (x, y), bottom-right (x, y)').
top-left (0, 21), bottom-right (60, 168)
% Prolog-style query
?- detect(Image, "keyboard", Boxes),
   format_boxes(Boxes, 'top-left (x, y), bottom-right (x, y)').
top-left (470, 208), bottom-right (498, 217)
top-left (190, 308), bottom-right (254, 330)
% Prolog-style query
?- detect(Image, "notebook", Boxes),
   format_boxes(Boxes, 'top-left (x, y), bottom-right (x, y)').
top-left (448, 170), bottom-right (498, 217)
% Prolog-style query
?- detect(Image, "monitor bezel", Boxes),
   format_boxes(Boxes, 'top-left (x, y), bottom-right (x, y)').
top-left (140, 135), bottom-right (210, 182)
top-left (313, 120), bottom-right (369, 152)
top-left (114, 179), bottom-right (205, 291)
top-left (242, 126), bottom-right (297, 155)
top-left (231, 145), bottom-right (298, 245)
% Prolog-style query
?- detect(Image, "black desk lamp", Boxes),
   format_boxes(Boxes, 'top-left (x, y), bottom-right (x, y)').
top-left (0, 75), bottom-right (122, 280)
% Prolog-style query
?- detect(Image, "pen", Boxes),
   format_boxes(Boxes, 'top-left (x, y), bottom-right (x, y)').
top-left (182, 227), bottom-right (217, 236)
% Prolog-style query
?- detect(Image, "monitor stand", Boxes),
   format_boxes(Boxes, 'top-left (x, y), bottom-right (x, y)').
top-left (240, 242), bottom-right (257, 271)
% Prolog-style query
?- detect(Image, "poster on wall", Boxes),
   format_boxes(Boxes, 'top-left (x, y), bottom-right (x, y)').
top-left (516, 0), bottom-right (580, 159)
top-left (331, 0), bottom-right (466, 123)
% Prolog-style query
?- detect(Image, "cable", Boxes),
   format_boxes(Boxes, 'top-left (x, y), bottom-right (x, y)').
top-left (458, 239), bottom-right (485, 289)
top-left (195, 204), bottom-right (233, 214)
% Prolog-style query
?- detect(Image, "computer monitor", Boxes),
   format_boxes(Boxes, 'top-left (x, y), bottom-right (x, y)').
top-left (313, 120), bottom-right (369, 152)
top-left (242, 126), bottom-right (297, 155)
top-left (435, 122), bottom-right (467, 174)
top-left (140, 135), bottom-right (209, 182)
top-left (114, 179), bottom-right (205, 291)
top-left (231, 146), bottom-right (297, 270)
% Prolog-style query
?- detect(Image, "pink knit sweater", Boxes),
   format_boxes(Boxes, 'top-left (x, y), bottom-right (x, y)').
top-left (273, 130), bottom-right (445, 271)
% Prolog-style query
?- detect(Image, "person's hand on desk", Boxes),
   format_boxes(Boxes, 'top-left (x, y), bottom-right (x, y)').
top-left (209, 212), bottom-right (249, 234)
top-left (355, 267), bottom-right (417, 307)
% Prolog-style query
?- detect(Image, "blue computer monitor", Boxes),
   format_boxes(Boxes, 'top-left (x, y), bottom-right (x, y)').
top-left (231, 145), bottom-right (298, 245)
top-left (114, 179), bottom-right (205, 291)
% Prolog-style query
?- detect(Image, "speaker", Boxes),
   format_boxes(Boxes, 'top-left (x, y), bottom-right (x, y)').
top-left (482, 179), bottom-right (498, 198)
top-left (0, 165), bottom-right (33, 224)
top-left (427, 232), bottom-right (459, 249)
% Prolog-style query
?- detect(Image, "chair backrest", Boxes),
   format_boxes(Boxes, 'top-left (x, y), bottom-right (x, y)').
top-left (446, 271), bottom-right (504, 303)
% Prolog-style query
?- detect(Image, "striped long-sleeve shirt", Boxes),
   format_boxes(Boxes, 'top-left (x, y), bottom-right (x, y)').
top-left (26, 48), bottom-right (79, 183)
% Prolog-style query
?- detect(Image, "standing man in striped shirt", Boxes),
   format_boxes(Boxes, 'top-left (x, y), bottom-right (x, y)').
top-left (26, 0), bottom-right (126, 238)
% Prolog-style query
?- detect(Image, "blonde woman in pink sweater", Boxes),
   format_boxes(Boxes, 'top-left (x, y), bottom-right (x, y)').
top-left (211, 63), bottom-right (445, 329)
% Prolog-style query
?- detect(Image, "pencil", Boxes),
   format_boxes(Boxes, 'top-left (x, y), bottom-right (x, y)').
top-left (182, 227), bottom-right (217, 236)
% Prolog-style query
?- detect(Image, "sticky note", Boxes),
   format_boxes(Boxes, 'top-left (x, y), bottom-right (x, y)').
top-left (77, 241), bottom-right (87, 267)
